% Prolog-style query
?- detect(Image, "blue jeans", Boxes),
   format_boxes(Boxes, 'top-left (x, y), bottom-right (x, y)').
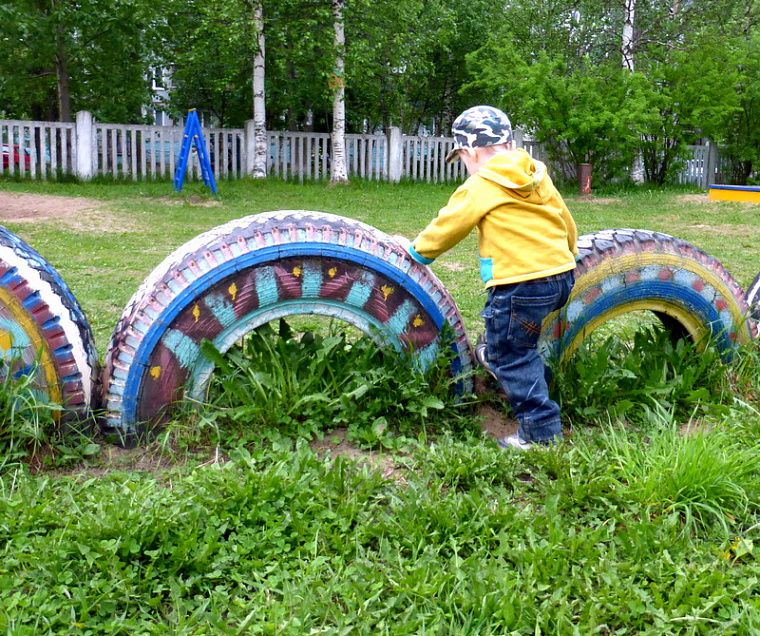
top-left (481, 270), bottom-right (575, 443)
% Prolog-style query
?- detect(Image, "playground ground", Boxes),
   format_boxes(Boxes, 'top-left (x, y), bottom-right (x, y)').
top-left (0, 179), bottom-right (758, 633)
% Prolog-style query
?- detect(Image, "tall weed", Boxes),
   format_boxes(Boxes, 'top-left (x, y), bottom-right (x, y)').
top-left (590, 422), bottom-right (760, 536)
top-left (0, 360), bottom-right (59, 460)
top-left (195, 319), bottom-right (474, 449)
top-left (553, 325), bottom-right (733, 426)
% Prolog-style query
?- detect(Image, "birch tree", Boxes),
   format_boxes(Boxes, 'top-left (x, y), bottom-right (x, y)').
top-left (330, 0), bottom-right (349, 184)
top-left (251, 0), bottom-right (267, 178)
top-left (622, 0), bottom-right (635, 71)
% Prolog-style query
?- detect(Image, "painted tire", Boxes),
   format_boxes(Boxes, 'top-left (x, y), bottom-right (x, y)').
top-left (541, 229), bottom-right (756, 361)
top-left (0, 226), bottom-right (98, 416)
top-left (102, 211), bottom-right (473, 440)
top-left (747, 272), bottom-right (760, 321)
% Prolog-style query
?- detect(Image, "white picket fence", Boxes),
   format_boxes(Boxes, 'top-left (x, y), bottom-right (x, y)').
top-left (0, 112), bottom-right (726, 187)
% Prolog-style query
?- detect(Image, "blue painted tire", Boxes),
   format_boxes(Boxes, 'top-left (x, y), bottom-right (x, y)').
top-left (540, 229), bottom-right (756, 362)
top-left (0, 226), bottom-right (98, 417)
top-left (747, 272), bottom-right (760, 321)
top-left (102, 211), bottom-right (473, 442)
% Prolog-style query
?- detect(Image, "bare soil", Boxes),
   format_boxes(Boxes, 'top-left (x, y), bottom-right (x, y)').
top-left (0, 191), bottom-right (136, 233)
top-left (45, 405), bottom-right (519, 482)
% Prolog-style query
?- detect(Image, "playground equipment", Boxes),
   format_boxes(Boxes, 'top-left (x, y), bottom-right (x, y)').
top-left (0, 227), bottom-right (98, 416)
top-left (707, 184), bottom-right (760, 204)
top-left (101, 212), bottom-right (472, 441)
top-left (0, 215), bottom-right (756, 442)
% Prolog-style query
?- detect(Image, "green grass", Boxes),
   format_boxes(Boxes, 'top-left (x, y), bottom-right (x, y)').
top-left (0, 178), bottom-right (757, 349)
top-left (0, 177), bottom-right (759, 634)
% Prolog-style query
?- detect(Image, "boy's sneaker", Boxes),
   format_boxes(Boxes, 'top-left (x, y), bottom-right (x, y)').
top-left (497, 433), bottom-right (534, 451)
top-left (474, 334), bottom-right (497, 380)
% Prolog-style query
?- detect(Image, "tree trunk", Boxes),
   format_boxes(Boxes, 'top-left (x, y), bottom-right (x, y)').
top-left (622, 0), bottom-right (635, 71)
top-left (51, 0), bottom-right (71, 121)
top-left (330, 0), bottom-right (349, 184)
top-left (252, 0), bottom-right (267, 178)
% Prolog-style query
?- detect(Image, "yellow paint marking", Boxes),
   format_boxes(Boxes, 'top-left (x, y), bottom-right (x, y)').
top-left (561, 298), bottom-right (707, 361)
top-left (292, 266), bottom-right (302, 277)
top-left (412, 314), bottom-right (425, 328)
top-left (380, 284), bottom-right (394, 300)
top-left (0, 329), bottom-right (12, 351)
top-left (150, 365), bottom-right (161, 380)
top-left (0, 286), bottom-right (60, 405)
top-left (228, 282), bottom-right (238, 301)
top-left (328, 267), bottom-right (337, 278)
top-left (574, 252), bottom-right (749, 342)
top-left (192, 303), bottom-right (201, 323)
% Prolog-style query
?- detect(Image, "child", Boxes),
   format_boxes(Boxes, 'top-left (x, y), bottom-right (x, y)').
top-left (407, 105), bottom-right (578, 450)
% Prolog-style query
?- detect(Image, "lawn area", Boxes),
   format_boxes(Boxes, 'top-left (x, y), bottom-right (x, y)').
top-left (0, 178), bottom-right (758, 634)
top-left (0, 178), bottom-right (757, 349)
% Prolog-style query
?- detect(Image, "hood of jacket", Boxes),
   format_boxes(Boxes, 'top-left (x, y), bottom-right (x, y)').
top-left (475, 149), bottom-right (549, 200)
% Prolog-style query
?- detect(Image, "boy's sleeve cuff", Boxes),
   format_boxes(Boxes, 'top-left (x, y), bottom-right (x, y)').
top-left (408, 244), bottom-right (435, 265)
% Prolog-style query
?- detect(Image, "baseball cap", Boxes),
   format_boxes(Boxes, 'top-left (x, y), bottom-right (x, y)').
top-left (445, 105), bottom-right (513, 163)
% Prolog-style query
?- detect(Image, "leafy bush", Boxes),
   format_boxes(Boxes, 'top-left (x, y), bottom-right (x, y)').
top-left (195, 319), bottom-right (474, 449)
top-left (553, 325), bottom-right (733, 426)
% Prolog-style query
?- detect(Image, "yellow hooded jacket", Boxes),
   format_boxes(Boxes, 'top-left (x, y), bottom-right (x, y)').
top-left (409, 149), bottom-right (578, 288)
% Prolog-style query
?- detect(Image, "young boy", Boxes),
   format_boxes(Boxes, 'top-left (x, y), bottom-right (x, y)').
top-left (406, 105), bottom-right (578, 450)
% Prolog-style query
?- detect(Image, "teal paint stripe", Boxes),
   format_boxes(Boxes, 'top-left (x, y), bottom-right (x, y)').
top-left (345, 272), bottom-right (375, 308)
top-left (386, 299), bottom-right (416, 336)
top-left (162, 328), bottom-right (200, 370)
top-left (301, 262), bottom-right (323, 298)
top-left (414, 341), bottom-right (440, 371)
top-left (0, 318), bottom-right (32, 358)
top-left (203, 292), bottom-right (236, 328)
top-left (255, 266), bottom-right (279, 307)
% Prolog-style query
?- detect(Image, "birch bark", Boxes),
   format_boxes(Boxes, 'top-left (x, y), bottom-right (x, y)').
top-left (330, 0), bottom-right (349, 184)
top-left (252, 0), bottom-right (267, 178)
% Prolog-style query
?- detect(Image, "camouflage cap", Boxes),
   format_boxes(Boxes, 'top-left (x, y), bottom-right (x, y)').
top-left (445, 105), bottom-right (513, 163)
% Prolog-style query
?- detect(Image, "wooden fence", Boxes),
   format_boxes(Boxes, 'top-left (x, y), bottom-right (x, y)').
top-left (0, 113), bottom-right (732, 188)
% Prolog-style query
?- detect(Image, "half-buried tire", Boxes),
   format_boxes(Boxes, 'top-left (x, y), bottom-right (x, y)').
top-left (0, 226), bottom-right (98, 418)
top-left (102, 211), bottom-right (474, 443)
top-left (540, 229), bottom-right (756, 362)
top-left (747, 272), bottom-right (760, 321)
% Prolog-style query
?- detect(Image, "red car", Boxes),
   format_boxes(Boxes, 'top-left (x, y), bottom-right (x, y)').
top-left (1, 144), bottom-right (32, 170)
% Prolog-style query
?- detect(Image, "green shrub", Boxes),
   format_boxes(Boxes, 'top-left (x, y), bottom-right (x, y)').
top-left (194, 319), bottom-right (475, 449)
top-left (553, 325), bottom-right (734, 426)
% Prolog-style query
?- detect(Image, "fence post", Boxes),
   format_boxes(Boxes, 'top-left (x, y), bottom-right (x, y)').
top-left (387, 126), bottom-right (402, 183)
top-left (75, 111), bottom-right (93, 180)
top-left (705, 141), bottom-right (718, 188)
top-left (513, 128), bottom-right (524, 149)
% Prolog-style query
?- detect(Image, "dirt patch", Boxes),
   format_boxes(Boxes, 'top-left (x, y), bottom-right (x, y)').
top-left (153, 194), bottom-right (222, 207)
top-left (477, 404), bottom-right (519, 439)
top-left (685, 223), bottom-right (758, 236)
top-left (570, 196), bottom-right (622, 205)
top-left (678, 194), bottom-right (711, 204)
top-left (310, 428), bottom-right (407, 484)
top-left (0, 191), bottom-right (137, 233)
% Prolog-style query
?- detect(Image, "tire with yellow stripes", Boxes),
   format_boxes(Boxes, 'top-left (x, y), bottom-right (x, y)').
top-left (0, 226), bottom-right (98, 417)
top-left (747, 272), bottom-right (760, 321)
top-left (541, 229), bottom-right (756, 362)
top-left (102, 211), bottom-right (473, 442)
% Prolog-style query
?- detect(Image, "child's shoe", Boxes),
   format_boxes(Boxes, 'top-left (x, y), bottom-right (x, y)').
top-left (497, 433), bottom-right (534, 451)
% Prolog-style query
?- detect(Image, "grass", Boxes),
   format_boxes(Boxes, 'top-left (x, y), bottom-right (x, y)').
top-left (0, 177), bottom-right (758, 633)
top-left (0, 177), bottom-right (757, 348)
